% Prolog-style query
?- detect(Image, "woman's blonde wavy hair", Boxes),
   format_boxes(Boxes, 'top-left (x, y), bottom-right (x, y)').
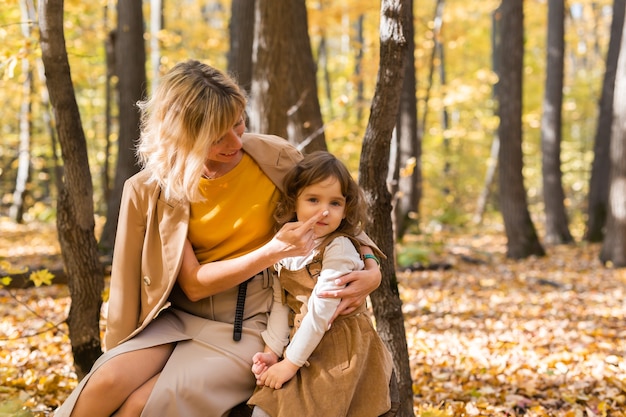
top-left (136, 60), bottom-right (247, 202)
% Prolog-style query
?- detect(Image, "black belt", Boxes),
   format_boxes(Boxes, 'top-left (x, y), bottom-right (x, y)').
top-left (233, 269), bottom-right (271, 341)
top-left (233, 278), bottom-right (251, 341)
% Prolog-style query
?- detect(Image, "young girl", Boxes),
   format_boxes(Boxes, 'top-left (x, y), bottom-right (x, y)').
top-left (247, 151), bottom-right (394, 417)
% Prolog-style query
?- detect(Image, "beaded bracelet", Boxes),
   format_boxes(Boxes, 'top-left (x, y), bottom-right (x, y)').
top-left (363, 253), bottom-right (380, 265)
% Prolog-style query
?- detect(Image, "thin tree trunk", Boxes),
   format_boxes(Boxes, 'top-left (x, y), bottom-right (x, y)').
top-left (496, 0), bottom-right (545, 259)
top-left (99, 0), bottom-right (145, 254)
top-left (38, 0), bottom-right (104, 378)
top-left (354, 14), bottom-right (365, 123)
top-left (228, 0), bottom-right (255, 93)
top-left (586, 0), bottom-right (625, 242)
top-left (541, 0), bottom-right (573, 245)
top-left (102, 18), bottom-right (116, 214)
top-left (150, 0), bottom-right (163, 94)
top-left (358, 1), bottom-right (414, 415)
top-left (10, 0), bottom-right (36, 223)
top-left (420, 0), bottom-right (444, 150)
top-left (473, 136), bottom-right (499, 225)
top-left (392, 0), bottom-right (420, 240)
top-left (600, 10), bottom-right (626, 267)
top-left (474, 10), bottom-right (502, 225)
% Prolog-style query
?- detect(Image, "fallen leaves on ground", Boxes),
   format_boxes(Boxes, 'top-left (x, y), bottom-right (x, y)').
top-left (0, 219), bottom-right (625, 416)
top-left (402, 233), bottom-right (626, 416)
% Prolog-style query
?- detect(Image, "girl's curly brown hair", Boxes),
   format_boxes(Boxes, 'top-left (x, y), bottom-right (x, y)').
top-left (274, 151), bottom-right (368, 236)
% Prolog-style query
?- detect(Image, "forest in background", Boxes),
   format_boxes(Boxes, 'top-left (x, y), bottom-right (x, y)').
top-left (0, 0), bottom-right (614, 238)
top-left (1, 0), bottom-right (625, 415)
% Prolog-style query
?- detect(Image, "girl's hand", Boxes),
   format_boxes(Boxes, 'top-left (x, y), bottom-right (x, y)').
top-left (256, 359), bottom-right (300, 389)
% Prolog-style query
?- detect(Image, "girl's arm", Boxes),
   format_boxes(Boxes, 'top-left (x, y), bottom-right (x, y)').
top-left (256, 237), bottom-right (362, 389)
top-left (318, 245), bottom-right (381, 321)
top-left (177, 212), bottom-right (326, 301)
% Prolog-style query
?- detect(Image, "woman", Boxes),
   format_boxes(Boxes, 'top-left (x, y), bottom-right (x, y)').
top-left (54, 60), bottom-right (382, 417)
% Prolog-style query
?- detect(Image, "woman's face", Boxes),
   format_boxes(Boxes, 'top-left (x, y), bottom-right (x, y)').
top-left (206, 115), bottom-right (246, 163)
top-left (295, 176), bottom-right (346, 239)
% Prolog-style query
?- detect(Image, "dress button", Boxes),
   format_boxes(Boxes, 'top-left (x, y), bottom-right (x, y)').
top-left (143, 276), bottom-right (151, 286)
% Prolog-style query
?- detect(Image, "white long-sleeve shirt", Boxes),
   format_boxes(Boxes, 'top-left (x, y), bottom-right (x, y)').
top-left (275, 236), bottom-right (364, 367)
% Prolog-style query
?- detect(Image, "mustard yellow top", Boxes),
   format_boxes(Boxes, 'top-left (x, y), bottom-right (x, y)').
top-left (188, 153), bottom-right (280, 263)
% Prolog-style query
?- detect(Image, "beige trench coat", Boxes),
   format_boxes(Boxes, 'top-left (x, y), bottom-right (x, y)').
top-left (104, 133), bottom-right (303, 350)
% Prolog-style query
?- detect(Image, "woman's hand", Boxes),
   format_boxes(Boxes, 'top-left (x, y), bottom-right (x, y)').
top-left (267, 211), bottom-right (327, 259)
top-left (318, 255), bottom-right (381, 323)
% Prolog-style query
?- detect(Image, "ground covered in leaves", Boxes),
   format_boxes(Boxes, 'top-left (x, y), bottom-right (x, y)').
top-left (1, 219), bottom-right (625, 416)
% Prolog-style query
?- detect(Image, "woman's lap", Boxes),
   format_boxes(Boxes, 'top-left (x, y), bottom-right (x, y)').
top-left (142, 337), bottom-right (258, 417)
top-left (55, 309), bottom-right (264, 417)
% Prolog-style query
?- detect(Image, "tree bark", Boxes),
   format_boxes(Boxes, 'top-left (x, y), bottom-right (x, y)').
top-left (250, 0), bottom-right (326, 152)
top-left (38, 0), bottom-right (104, 379)
top-left (541, 0), bottom-right (572, 245)
top-left (10, 0), bottom-right (36, 223)
top-left (600, 10), bottom-right (626, 267)
top-left (99, 0), bottom-right (145, 254)
top-left (149, 0), bottom-right (163, 94)
top-left (391, 0), bottom-right (420, 240)
top-left (228, 0), bottom-right (255, 94)
top-left (249, 0), bottom-right (288, 139)
top-left (358, 1), bottom-right (414, 416)
top-left (473, 10), bottom-right (501, 225)
top-left (496, 0), bottom-right (545, 259)
top-left (281, 1), bottom-right (326, 153)
top-left (585, 0), bottom-right (625, 242)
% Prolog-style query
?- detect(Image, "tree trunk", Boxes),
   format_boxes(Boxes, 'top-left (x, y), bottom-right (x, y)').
top-left (99, 0), bottom-right (145, 254)
top-left (284, 1), bottom-right (326, 153)
top-left (541, 0), bottom-right (572, 245)
top-left (474, 10), bottom-right (502, 225)
top-left (496, 0), bottom-right (545, 259)
top-left (250, 0), bottom-right (326, 152)
top-left (354, 14), bottom-right (366, 123)
top-left (600, 11), bottom-right (626, 267)
top-left (585, 0), bottom-right (625, 242)
top-left (318, 34), bottom-right (333, 120)
top-left (102, 23), bottom-right (116, 215)
top-left (10, 0), bottom-right (36, 223)
top-left (228, 0), bottom-right (255, 94)
top-left (358, 1), bottom-right (414, 416)
top-left (38, 0), bottom-right (104, 379)
top-left (149, 0), bottom-right (163, 94)
top-left (249, 0), bottom-right (290, 139)
top-left (391, 0), bottom-right (420, 240)
top-left (473, 136), bottom-right (499, 224)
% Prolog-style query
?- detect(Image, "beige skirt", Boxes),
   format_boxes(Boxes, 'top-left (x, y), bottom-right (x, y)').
top-left (55, 275), bottom-right (272, 417)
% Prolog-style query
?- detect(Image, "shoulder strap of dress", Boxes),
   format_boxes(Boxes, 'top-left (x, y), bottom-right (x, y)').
top-left (313, 232), bottom-right (361, 262)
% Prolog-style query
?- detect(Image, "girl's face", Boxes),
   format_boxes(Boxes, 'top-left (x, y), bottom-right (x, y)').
top-left (295, 176), bottom-right (346, 239)
top-left (206, 115), bottom-right (246, 164)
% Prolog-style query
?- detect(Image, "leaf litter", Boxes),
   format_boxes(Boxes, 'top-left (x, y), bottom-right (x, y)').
top-left (0, 219), bottom-right (625, 416)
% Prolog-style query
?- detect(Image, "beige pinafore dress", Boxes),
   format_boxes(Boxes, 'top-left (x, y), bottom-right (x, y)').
top-left (248, 234), bottom-right (393, 417)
